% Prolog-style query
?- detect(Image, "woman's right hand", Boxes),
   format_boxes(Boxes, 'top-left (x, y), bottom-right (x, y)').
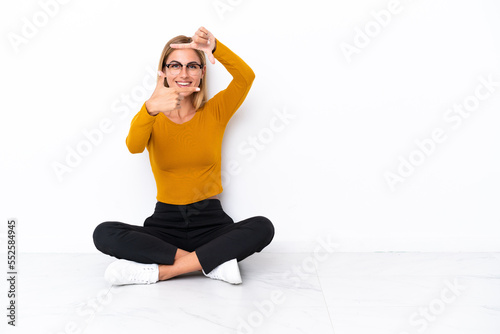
top-left (145, 71), bottom-right (200, 116)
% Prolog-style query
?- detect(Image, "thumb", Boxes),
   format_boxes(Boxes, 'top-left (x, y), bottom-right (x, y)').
top-left (156, 70), bottom-right (166, 89)
top-left (207, 53), bottom-right (215, 65)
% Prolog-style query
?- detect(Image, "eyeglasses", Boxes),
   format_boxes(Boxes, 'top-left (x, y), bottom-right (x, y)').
top-left (165, 61), bottom-right (204, 76)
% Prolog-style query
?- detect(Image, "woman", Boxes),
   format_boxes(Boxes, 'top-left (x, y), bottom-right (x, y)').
top-left (93, 27), bottom-right (275, 285)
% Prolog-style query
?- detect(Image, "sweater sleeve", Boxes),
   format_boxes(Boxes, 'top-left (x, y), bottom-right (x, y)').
top-left (208, 39), bottom-right (255, 125)
top-left (125, 102), bottom-right (157, 153)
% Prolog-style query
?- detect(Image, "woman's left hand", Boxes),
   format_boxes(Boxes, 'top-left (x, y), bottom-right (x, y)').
top-left (171, 26), bottom-right (216, 64)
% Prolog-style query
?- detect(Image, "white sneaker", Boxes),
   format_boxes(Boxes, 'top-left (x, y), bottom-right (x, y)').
top-left (202, 259), bottom-right (242, 284)
top-left (104, 259), bottom-right (159, 285)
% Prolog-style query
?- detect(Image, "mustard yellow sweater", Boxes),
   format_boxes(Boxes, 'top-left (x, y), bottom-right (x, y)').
top-left (125, 40), bottom-right (255, 205)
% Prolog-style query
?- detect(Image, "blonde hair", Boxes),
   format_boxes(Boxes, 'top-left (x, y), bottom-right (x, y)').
top-left (157, 35), bottom-right (208, 110)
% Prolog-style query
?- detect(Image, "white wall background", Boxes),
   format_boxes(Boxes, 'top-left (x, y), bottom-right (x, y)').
top-left (1, 0), bottom-right (499, 253)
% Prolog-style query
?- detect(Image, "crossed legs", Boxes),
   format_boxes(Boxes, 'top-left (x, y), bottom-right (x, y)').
top-left (93, 215), bottom-right (274, 284)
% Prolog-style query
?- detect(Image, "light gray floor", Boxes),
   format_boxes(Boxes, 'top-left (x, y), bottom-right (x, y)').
top-left (3, 252), bottom-right (499, 334)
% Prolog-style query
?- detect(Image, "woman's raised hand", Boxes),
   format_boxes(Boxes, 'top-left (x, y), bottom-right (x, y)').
top-left (145, 71), bottom-right (200, 116)
top-left (170, 26), bottom-right (216, 64)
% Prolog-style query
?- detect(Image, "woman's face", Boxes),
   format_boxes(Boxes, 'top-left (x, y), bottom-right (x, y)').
top-left (164, 49), bottom-right (205, 96)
